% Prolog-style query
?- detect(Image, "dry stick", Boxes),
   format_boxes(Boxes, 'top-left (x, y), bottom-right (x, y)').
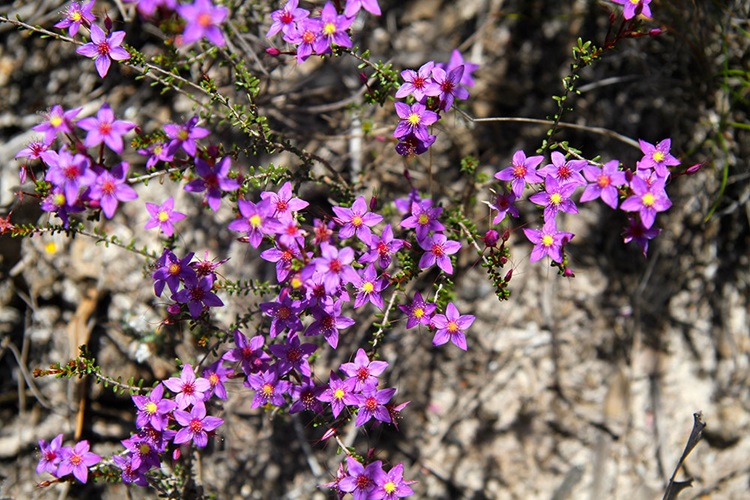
top-left (662, 412), bottom-right (706, 500)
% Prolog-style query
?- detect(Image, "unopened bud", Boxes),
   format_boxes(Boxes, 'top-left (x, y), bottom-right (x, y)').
top-left (266, 47), bottom-right (281, 56)
top-left (649, 28), bottom-right (663, 37)
top-left (483, 229), bottom-right (499, 247)
top-left (685, 162), bottom-right (703, 175)
top-left (502, 229), bottom-right (511, 242)
top-left (369, 195), bottom-right (378, 212)
top-left (504, 268), bottom-right (513, 283)
top-left (359, 72), bottom-right (368, 85)
top-left (563, 267), bottom-right (575, 278)
top-left (104, 14), bottom-right (113, 32)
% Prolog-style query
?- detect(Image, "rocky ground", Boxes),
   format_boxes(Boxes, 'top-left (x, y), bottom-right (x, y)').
top-left (1, 0), bottom-right (749, 499)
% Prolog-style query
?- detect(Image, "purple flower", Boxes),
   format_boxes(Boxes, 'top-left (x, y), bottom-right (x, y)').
top-left (138, 140), bottom-right (175, 169)
top-left (393, 102), bottom-right (439, 142)
top-left (288, 18), bottom-right (322, 63)
top-left (224, 330), bottom-right (270, 376)
top-left (121, 434), bottom-right (160, 470)
top-left (371, 463), bottom-right (416, 500)
top-left (184, 156), bottom-right (240, 211)
top-left (523, 219), bottom-right (574, 264)
top-left (345, 0), bottom-right (381, 17)
top-left (332, 195), bottom-right (383, 244)
top-left (144, 197), bottom-right (187, 236)
top-left (353, 265), bottom-right (387, 309)
top-left (495, 150), bottom-right (544, 198)
top-left (488, 189), bottom-right (519, 224)
top-left (112, 454), bottom-right (149, 487)
top-left (54, 1), bottom-right (96, 37)
top-left (418, 233), bottom-right (461, 274)
top-left (16, 139), bottom-right (51, 164)
top-left (202, 360), bottom-right (233, 400)
top-left (76, 24), bottom-right (131, 78)
top-left (395, 61), bottom-right (441, 101)
top-left (260, 291), bottom-right (304, 337)
top-left (57, 440), bottom-right (101, 484)
top-left (394, 133), bottom-right (436, 156)
top-left (579, 159), bottom-right (627, 209)
top-left (306, 298), bottom-right (355, 349)
top-left (260, 181), bottom-right (309, 218)
top-left (269, 332), bottom-right (317, 377)
top-left (339, 456), bottom-right (382, 499)
top-left (538, 151), bottom-right (587, 186)
top-left (359, 224), bottom-right (405, 269)
top-left (431, 302), bottom-right (474, 351)
top-left (89, 162), bottom-right (138, 218)
top-left (164, 116), bottom-right (210, 157)
top-left (354, 385), bottom-right (396, 426)
top-left (622, 216), bottom-right (661, 256)
top-left (77, 103), bottom-right (136, 154)
top-left (152, 249), bottom-right (197, 297)
top-left (620, 176), bottom-right (671, 229)
top-left (529, 175), bottom-right (579, 221)
top-left (43, 149), bottom-right (95, 204)
top-left (611, 0), bottom-right (652, 20)
top-left (36, 434), bottom-right (64, 475)
top-left (341, 348), bottom-right (388, 392)
top-left (173, 402), bottom-right (224, 447)
top-left (289, 378), bottom-right (325, 414)
top-left (33, 105), bottom-right (82, 143)
top-left (317, 371), bottom-right (358, 418)
top-left (172, 275), bottom-right (224, 318)
top-left (310, 242), bottom-right (359, 295)
top-left (431, 65), bottom-right (470, 111)
top-left (261, 243), bottom-right (303, 283)
top-left (313, 2), bottom-right (354, 54)
top-left (132, 383), bottom-right (176, 431)
top-left (228, 198), bottom-right (282, 247)
top-left (40, 187), bottom-right (84, 227)
top-left (439, 49), bottom-right (479, 87)
top-left (638, 138), bottom-right (680, 178)
top-left (400, 200), bottom-right (444, 240)
top-left (398, 291), bottom-right (436, 329)
top-left (177, 0), bottom-right (228, 46)
top-left (163, 364), bottom-right (212, 409)
top-left (124, 0), bottom-right (178, 18)
top-left (246, 368), bottom-right (290, 408)
top-left (266, 0), bottom-right (310, 38)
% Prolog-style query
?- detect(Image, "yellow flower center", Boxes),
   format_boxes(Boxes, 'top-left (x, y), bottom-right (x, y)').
top-left (50, 115), bottom-right (63, 128)
top-left (351, 215), bottom-right (363, 227)
top-left (158, 210), bottom-right (170, 223)
top-left (323, 22), bottom-right (336, 36)
top-left (145, 401), bottom-right (158, 415)
top-left (447, 321), bottom-right (459, 333)
top-left (384, 481), bottom-right (397, 494)
top-left (414, 307), bottom-right (424, 318)
top-left (550, 193), bottom-right (562, 206)
top-left (652, 151), bottom-right (665, 162)
top-left (642, 193), bottom-right (655, 207)
top-left (407, 113), bottom-right (421, 126)
top-left (249, 214), bottom-right (262, 228)
top-left (542, 234), bottom-right (554, 247)
top-left (362, 282), bottom-right (374, 293)
top-left (334, 388), bottom-right (345, 400)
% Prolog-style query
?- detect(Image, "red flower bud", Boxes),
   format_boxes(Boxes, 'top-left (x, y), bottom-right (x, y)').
top-left (104, 14), bottom-right (113, 32)
top-left (266, 47), bottom-right (281, 56)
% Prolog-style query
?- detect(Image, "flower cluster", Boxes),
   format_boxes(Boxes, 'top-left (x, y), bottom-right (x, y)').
top-left (37, 435), bottom-right (101, 484)
top-left (324, 456), bottom-right (416, 499)
top-left (123, 0), bottom-right (228, 46)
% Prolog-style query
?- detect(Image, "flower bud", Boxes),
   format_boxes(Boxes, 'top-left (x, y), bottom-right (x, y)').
top-left (685, 162), bottom-right (703, 175)
top-left (266, 47), bottom-right (281, 57)
top-left (649, 28), bottom-right (663, 37)
top-left (369, 195), bottom-right (378, 212)
top-left (483, 229), bottom-right (499, 247)
top-left (104, 14), bottom-right (113, 32)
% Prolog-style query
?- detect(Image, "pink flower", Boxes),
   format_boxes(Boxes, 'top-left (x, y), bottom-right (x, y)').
top-left (418, 233), bottom-right (461, 274)
top-left (173, 402), bottom-right (224, 448)
top-left (57, 440), bottom-right (101, 483)
top-left (145, 197), bottom-right (187, 236)
top-left (77, 103), bottom-right (136, 154)
top-left (431, 302), bottom-right (474, 351)
top-left (523, 219), bottom-right (574, 264)
top-left (89, 162), bottom-right (138, 218)
top-left (177, 0), bottom-right (228, 47)
top-left (76, 24), bottom-right (131, 78)
top-left (163, 364), bottom-right (212, 409)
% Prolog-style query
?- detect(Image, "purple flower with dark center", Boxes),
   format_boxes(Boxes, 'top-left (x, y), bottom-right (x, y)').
top-left (261, 244), bottom-right (303, 283)
top-left (228, 198), bottom-right (281, 247)
top-left (289, 378), bottom-right (325, 414)
top-left (579, 159), bottom-right (627, 209)
top-left (529, 175), bottom-right (579, 221)
top-left (395, 132), bottom-right (436, 157)
top-left (16, 139), bottom-right (51, 163)
top-left (395, 61), bottom-right (441, 101)
top-left (274, 215), bottom-right (307, 249)
top-left (89, 162), bottom-right (138, 218)
top-left (37, 434), bottom-right (64, 475)
top-left (77, 103), bottom-right (136, 154)
top-left (311, 242), bottom-right (359, 295)
top-left (611, 0), bottom-right (652, 20)
top-left (172, 275), bottom-right (224, 319)
top-left (638, 138), bottom-right (680, 178)
top-left (354, 385), bottom-right (396, 426)
top-left (266, 0), bottom-right (309, 38)
top-left (246, 368), bottom-right (290, 408)
top-left (353, 265), bottom-right (387, 309)
top-left (418, 233), bottom-right (461, 274)
top-left (124, 0), bottom-right (178, 18)
top-left (164, 116), bottom-right (210, 157)
top-left (260, 181), bottom-right (309, 218)
top-left (523, 219), bottom-right (574, 264)
top-left (487, 189), bottom-right (519, 225)
top-left (332, 195), bottom-right (383, 244)
top-left (439, 49), bottom-right (479, 87)
top-left (340, 348), bottom-right (388, 392)
top-left (57, 440), bottom-right (101, 483)
top-left (145, 197), bottom-right (187, 236)
top-left (398, 291), bottom-right (436, 329)
top-left (54, 1), bottom-right (96, 37)
top-left (132, 383), bottom-right (176, 431)
top-left (43, 149), bottom-right (95, 204)
top-left (312, 217), bottom-right (336, 245)
top-left (339, 456), bottom-right (382, 499)
top-left (224, 330), bottom-right (270, 376)
top-left (313, 2), bottom-right (354, 55)
top-left (184, 156), bottom-right (240, 212)
top-left (33, 105), bottom-right (82, 143)
top-left (495, 150), bottom-right (544, 198)
top-left (431, 302), bottom-right (474, 351)
top-left (152, 249), bottom-right (197, 297)
top-left (317, 371), bottom-right (358, 418)
top-left (306, 298), bottom-right (355, 349)
top-left (260, 291), bottom-right (304, 337)
top-left (269, 332), bottom-right (317, 377)
top-left (539, 151), bottom-right (587, 186)
top-left (400, 200), bottom-right (444, 240)
top-left (288, 18), bottom-right (322, 63)
top-left (173, 402), bottom-right (224, 447)
top-left (177, 0), bottom-right (228, 47)
top-left (393, 102), bottom-right (439, 142)
top-left (112, 454), bottom-right (149, 487)
top-left (345, 0), bottom-right (381, 17)
top-left (121, 434), bottom-right (160, 470)
top-left (431, 65), bottom-right (470, 111)
top-left (163, 364), bottom-right (212, 409)
top-left (135, 425), bottom-right (175, 453)
top-left (620, 176), bottom-right (671, 229)
top-left (622, 216), bottom-right (661, 256)
top-left (359, 224), bottom-right (405, 269)
top-left (202, 360), bottom-right (233, 400)
top-left (76, 24), bottom-right (131, 78)
top-left (371, 463), bottom-right (416, 500)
